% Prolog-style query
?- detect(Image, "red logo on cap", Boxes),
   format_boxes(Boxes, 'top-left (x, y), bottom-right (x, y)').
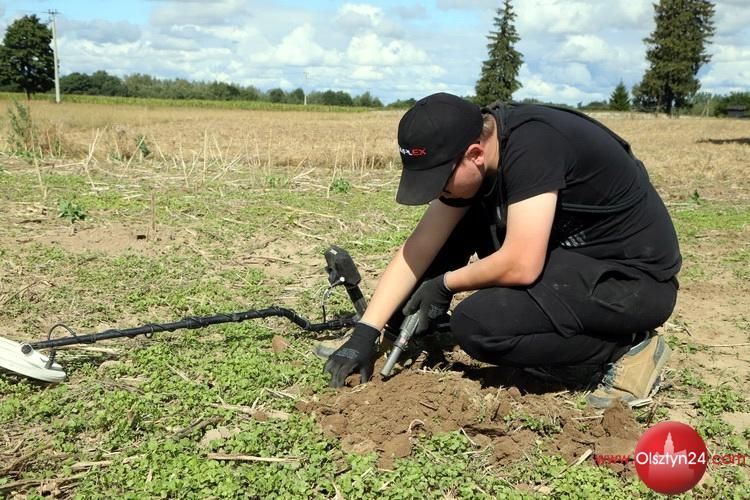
top-left (400, 147), bottom-right (427, 157)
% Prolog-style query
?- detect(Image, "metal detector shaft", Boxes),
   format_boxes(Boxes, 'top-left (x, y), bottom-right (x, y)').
top-left (27, 307), bottom-right (356, 351)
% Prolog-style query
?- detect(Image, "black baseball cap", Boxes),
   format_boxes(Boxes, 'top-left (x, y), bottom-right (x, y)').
top-left (396, 92), bottom-right (483, 205)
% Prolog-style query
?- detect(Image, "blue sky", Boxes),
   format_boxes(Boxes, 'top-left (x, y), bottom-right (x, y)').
top-left (2, 0), bottom-right (747, 104)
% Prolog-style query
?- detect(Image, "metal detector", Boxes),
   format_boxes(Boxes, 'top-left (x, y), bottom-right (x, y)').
top-left (0, 245), bottom-right (367, 384)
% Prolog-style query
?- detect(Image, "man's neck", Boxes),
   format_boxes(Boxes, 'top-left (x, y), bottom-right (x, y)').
top-left (486, 122), bottom-right (501, 174)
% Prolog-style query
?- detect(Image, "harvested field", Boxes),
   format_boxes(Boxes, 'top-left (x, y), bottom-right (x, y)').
top-left (0, 100), bottom-right (748, 498)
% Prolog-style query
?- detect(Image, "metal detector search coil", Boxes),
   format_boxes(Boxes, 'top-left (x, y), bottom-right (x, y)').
top-left (0, 337), bottom-right (66, 383)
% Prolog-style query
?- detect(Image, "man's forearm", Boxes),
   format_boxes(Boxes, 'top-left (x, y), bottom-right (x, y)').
top-left (444, 249), bottom-right (536, 292)
top-left (445, 193), bottom-right (556, 292)
top-left (359, 200), bottom-right (469, 330)
top-left (359, 245), bottom-right (420, 330)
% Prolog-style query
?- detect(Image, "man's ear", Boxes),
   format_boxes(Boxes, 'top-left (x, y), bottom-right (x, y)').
top-left (466, 143), bottom-right (485, 167)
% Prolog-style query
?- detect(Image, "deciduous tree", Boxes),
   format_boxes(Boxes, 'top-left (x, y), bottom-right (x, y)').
top-left (0, 15), bottom-right (55, 99)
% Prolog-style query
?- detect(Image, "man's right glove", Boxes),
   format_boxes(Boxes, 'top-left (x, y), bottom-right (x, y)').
top-left (324, 322), bottom-right (380, 388)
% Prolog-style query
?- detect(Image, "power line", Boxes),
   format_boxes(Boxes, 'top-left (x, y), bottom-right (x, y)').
top-left (13, 10), bottom-right (53, 16)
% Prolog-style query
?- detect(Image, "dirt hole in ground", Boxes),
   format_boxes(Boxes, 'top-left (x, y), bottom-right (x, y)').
top-left (299, 349), bottom-right (641, 471)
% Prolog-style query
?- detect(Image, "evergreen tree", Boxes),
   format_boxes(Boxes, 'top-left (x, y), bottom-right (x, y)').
top-left (475, 0), bottom-right (523, 105)
top-left (634, 0), bottom-right (715, 114)
top-left (0, 15), bottom-right (55, 99)
top-left (609, 80), bottom-right (630, 111)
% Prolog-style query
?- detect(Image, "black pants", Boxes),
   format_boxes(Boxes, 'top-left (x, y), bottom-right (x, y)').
top-left (417, 205), bottom-right (678, 372)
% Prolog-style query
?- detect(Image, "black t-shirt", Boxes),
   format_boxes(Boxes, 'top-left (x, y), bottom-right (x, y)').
top-left (489, 104), bottom-right (681, 281)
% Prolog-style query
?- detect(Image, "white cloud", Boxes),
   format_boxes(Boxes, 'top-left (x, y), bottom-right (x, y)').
top-left (616, 1), bottom-right (651, 25)
top-left (712, 43), bottom-right (750, 64)
top-left (436, 0), bottom-right (495, 9)
top-left (59, 19), bottom-right (142, 44)
top-left (517, 1), bottom-right (598, 35)
top-left (518, 73), bottom-right (602, 104)
top-left (351, 65), bottom-right (383, 81)
top-left (336, 3), bottom-right (383, 29)
top-left (553, 63), bottom-right (593, 87)
top-left (559, 35), bottom-right (612, 63)
top-left (334, 3), bottom-right (405, 39)
top-left (389, 4), bottom-right (428, 20)
top-left (346, 32), bottom-right (427, 66)
top-left (250, 24), bottom-right (341, 67)
top-left (150, 0), bottom-right (251, 27)
top-left (516, 0), bottom-right (653, 35)
top-left (700, 43), bottom-right (750, 94)
top-left (714, 1), bottom-right (750, 32)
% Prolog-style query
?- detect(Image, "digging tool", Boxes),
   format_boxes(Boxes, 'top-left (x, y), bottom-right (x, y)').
top-left (0, 245), bottom-right (367, 384)
top-left (380, 313), bottom-right (419, 377)
top-left (379, 312), bottom-right (453, 378)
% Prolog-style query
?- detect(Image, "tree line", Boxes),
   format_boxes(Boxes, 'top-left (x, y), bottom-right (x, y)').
top-left (46, 70), bottom-right (392, 107)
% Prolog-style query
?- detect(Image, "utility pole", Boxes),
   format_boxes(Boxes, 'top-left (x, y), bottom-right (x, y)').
top-left (48, 10), bottom-right (61, 103)
top-left (304, 71), bottom-right (308, 106)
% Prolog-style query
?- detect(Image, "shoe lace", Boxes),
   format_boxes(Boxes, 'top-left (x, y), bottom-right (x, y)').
top-left (599, 362), bottom-right (619, 389)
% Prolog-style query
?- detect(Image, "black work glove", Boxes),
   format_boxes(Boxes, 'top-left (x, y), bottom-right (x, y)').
top-left (324, 322), bottom-right (380, 388)
top-left (403, 273), bottom-right (454, 336)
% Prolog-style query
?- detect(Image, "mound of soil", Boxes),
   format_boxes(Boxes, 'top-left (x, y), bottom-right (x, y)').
top-left (300, 353), bottom-right (642, 470)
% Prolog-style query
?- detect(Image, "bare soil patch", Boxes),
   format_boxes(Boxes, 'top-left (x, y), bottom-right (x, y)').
top-left (32, 221), bottom-right (175, 256)
top-left (301, 352), bottom-right (641, 470)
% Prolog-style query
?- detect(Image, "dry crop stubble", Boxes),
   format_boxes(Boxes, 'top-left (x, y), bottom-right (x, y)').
top-left (2, 101), bottom-right (403, 173)
top-left (6, 101), bottom-right (748, 201)
top-left (589, 113), bottom-right (750, 202)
